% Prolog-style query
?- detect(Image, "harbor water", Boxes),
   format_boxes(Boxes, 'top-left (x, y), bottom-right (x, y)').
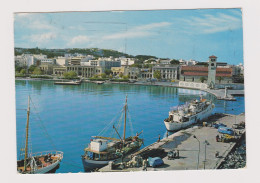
top-left (15, 80), bottom-right (245, 173)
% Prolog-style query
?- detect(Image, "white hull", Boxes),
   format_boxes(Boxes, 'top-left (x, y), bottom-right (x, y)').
top-left (164, 104), bottom-right (214, 131)
top-left (33, 159), bottom-right (61, 174)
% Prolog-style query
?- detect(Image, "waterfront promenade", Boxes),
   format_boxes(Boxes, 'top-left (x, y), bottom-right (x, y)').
top-left (113, 80), bottom-right (244, 100)
top-left (99, 113), bottom-right (245, 172)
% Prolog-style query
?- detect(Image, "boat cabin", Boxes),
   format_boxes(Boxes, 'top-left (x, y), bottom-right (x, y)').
top-left (90, 139), bottom-right (108, 152)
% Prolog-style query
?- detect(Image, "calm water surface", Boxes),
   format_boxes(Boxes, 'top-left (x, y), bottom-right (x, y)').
top-left (15, 80), bottom-right (245, 173)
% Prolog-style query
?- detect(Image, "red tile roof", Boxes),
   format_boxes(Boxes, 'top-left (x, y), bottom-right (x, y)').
top-left (183, 72), bottom-right (208, 76)
top-left (181, 66), bottom-right (232, 77)
top-left (181, 66), bottom-right (208, 71)
top-left (209, 55), bottom-right (217, 58)
top-left (216, 73), bottom-right (232, 77)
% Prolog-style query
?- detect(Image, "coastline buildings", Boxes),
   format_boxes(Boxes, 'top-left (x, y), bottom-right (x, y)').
top-left (14, 50), bottom-right (243, 85)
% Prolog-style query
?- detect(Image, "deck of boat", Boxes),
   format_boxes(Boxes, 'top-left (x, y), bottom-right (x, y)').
top-left (17, 155), bottom-right (60, 172)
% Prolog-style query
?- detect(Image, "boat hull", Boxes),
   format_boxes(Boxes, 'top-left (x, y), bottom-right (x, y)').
top-left (81, 157), bottom-right (117, 172)
top-left (34, 159), bottom-right (61, 174)
top-left (164, 104), bottom-right (214, 131)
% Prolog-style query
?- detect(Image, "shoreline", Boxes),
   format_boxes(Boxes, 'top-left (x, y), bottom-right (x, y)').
top-left (15, 77), bottom-right (244, 100)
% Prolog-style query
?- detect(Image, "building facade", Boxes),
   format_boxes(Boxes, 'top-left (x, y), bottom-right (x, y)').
top-left (140, 69), bottom-right (153, 79)
top-left (53, 65), bottom-right (103, 78)
top-left (180, 56), bottom-right (233, 84)
top-left (152, 65), bottom-right (179, 80)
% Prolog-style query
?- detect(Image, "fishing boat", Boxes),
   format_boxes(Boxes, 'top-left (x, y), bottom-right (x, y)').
top-left (164, 96), bottom-right (215, 131)
top-left (81, 96), bottom-right (143, 172)
top-left (17, 96), bottom-right (63, 174)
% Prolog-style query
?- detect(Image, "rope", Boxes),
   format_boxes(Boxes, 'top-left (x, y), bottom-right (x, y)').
top-left (97, 108), bottom-right (124, 137)
top-left (29, 98), bottom-right (57, 150)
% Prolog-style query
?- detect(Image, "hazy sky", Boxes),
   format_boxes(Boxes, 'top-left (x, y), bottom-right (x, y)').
top-left (14, 9), bottom-right (243, 65)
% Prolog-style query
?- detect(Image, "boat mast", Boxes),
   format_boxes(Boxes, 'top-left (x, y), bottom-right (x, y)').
top-left (123, 95), bottom-right (127, 143)
top-left (24, 96), bottom-right (30, 171)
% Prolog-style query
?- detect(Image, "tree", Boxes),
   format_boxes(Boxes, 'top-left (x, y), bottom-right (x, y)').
top-left (93, 74), bottom-right (99, 79)
top-left (15, 65), bottom-right (24, 73)
top-left (33, 67), bottom-right (42, 75)
top-left (63, 71), bottom-right (77, 79)
top-left (200, 77), bottom-right (206, 83)
top-left (217, 76), bottom-right (223, 84)
top-left (20, 69), bottom-right (26, 75)
top-left (122, 75), bottom-right (129, 80)
top-left (105, 69), bottom-right (112, 75)
top-left (101, 73), bottom-right (106, 79)
top-left (119, 73), bottom-right (123, 78)
top-left (29, 65), bottom-right (37, 73)
top-left (130, 63), bottom-right (142, 68)
top-left (153, 70), bottom-right (161, 80)
top-left (170, 59), bottom-right (180, 65)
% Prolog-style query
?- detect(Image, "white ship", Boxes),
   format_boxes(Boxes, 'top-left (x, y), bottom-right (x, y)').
top-left (164, 96), bottom-right (215, 131)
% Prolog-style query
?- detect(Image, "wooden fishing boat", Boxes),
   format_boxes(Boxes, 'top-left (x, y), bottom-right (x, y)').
top-left (81, 96), bottom-right (143, 172)
top-left (17, 96), bottom-right (63, 174)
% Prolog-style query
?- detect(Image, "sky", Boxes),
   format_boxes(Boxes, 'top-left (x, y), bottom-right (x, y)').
top-left (14, 9), bottom-right (243, 65)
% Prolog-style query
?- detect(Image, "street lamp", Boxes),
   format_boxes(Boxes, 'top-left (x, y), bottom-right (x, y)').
top-left (203, 140), bottom-right (210, 169)
top-left (193, 135), bottom-right (200, 170)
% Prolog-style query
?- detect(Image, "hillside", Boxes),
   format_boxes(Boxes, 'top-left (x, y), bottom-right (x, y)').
top-left (14, 47), bottom-right (159, 63)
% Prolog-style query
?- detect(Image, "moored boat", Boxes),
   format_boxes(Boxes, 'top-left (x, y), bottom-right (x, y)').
top-left (81, 96), bottom-right (143, 172)
top-left (54, 80), bottom-right (82, 85)
top-left (17, 96), bottom-right (63, 174)
top-left (164, 96), bottom-right (215, 131)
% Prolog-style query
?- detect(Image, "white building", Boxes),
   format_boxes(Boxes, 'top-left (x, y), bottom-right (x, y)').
top-left (119, 57), bottom-right (136, 66)
top-left (39, 58), bottom-right (55, 65)
top-left (159, 59), bottom-right (171, 65)
top-left (56, 57), bottom-right (68, 66)
top-left (152, 65), bottom-right (179, 80)
top-left (80, 55), bottom-right (94, 66)
top-left (179, 59), bottom-right (198, 66)
top-left (15, 54), bottom-right (34, 67)
top-left (89, 57), bottom-right (121, 69)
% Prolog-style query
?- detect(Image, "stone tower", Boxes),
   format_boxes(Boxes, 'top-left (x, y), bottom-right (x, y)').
top-left (207, 55), bottom-right (217, 88)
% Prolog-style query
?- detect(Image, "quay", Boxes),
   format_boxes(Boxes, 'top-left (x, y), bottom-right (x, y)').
top-left (98, 113), bottom-right (245, 172)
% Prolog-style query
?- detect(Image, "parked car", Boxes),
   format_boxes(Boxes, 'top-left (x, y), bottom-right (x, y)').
top-left (148, 157), bottom-right (164, 168)
top-left (213, 123), bottom-right (227, 128)
top-left (218, 126), bottom-right (234, 135)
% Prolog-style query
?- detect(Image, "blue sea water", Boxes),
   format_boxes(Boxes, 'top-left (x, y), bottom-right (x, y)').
top-left (15, 80), bottom-right (245, 173)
